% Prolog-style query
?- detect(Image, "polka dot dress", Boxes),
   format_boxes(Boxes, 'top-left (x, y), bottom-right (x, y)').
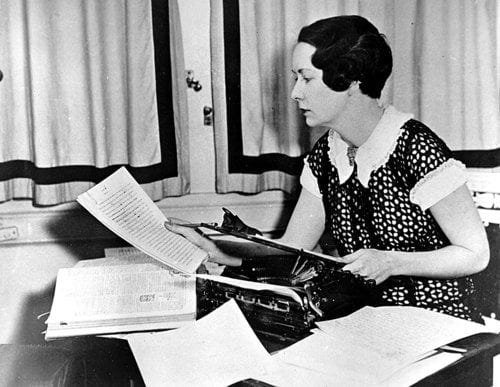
top-left (307, 119), bottom-right (480, 322)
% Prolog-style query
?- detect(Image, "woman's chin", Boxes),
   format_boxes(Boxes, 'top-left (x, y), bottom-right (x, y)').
top-left (305, 117), bottom-right (318, 127)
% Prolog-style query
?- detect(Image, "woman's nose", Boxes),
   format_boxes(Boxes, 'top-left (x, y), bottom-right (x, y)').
top-left (291, 83), bottom-right (302, 101)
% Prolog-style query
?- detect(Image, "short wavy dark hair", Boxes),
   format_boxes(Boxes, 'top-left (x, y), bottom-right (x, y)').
top-left (298, 15), bottom-right (392, 99)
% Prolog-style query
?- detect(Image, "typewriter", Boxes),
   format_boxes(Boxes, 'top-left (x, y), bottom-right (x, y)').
top-left (196, 208), bottom-right (376, 343)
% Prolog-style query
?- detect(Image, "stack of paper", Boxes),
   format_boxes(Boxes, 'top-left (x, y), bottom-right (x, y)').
top-left (45, 263), bottom-right (196, 340)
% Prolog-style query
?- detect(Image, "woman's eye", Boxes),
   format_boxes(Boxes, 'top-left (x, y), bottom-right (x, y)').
top-left (303, 77), bottom-right (312, 83)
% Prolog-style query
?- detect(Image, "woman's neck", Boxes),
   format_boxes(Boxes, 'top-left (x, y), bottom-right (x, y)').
top-left (335, 97), bottom-right (384, 147)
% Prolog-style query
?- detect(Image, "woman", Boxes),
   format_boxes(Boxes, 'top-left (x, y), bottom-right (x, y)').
top-left (166, 15), bottom-right (489, 321)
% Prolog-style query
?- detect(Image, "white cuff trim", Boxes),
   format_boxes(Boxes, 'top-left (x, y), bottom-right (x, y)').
top-left (300, 160), bottom-right (322, 198)
top-left (410, 159), bottom-right (467, 211)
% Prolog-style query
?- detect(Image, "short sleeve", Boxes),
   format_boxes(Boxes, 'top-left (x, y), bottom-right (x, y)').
top-left (300, 159), bottom-right (322, 198)
top-left (406, 126), bottom-right (467, 210)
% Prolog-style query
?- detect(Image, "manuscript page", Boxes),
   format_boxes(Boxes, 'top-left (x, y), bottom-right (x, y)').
top-left (77, 167), bottom-right (207, 273)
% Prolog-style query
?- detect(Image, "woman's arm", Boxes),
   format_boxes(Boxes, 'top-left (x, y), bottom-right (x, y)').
top-left (277, 187), bottom-right (326, 249)
top-left (165, 187), bottom-right (326, 266)
top-left (342, 184), bottom-right (490, 284)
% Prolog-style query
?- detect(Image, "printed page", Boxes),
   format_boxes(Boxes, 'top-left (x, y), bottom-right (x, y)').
top-left (46, 264), bottom-right (196, 325)
top-left (128, 300), bottom-right (284, 387)
top-left (104, 246), bottom-right (143, 257)
top-left (77, 167), bottom-right (207, 273)
top-left (316, 306), bottom-right (492, 366)
top-left (274, 329), bottom-right (462, 386)
top-left (274, 329), bottom-right (401, 383)
top-left (382, 352), bottom-right (461, 387)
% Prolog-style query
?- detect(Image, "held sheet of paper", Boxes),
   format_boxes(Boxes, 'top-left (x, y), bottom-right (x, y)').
top-left (77, 167), bottom-right (207, 273)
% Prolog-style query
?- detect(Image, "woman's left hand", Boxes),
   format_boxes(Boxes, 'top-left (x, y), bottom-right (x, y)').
top-left (340, 249), bottom-right (396, 285)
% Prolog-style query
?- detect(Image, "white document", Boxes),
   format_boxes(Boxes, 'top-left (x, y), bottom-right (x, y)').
top-left (104, 246), bottom-right (144, 257)
top-left (274, 305), bottom-right (492, 384)
top-left (382, 352), bottom-right (461, 387)
top-left (274, 328), bottom-right (401, 384)
top-left (45, 263), bottom-right (196, 339)
top-left (77, 167), bottom-right (208, 273)
top-left (274, 329), bottom-right (463, 386)
top-left (316, 306), bottom-right (492, 365)
top-left (128, 299), bottom-right (285, 387)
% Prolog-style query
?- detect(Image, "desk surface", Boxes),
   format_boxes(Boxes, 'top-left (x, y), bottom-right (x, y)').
top-left (1, 332), bottom-right (499, 386)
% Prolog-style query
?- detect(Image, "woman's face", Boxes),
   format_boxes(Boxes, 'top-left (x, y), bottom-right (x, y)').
top-left (291, 42), bottom-right (349, 128)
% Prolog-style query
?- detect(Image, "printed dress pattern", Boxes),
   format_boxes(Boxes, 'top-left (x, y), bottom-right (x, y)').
top-left (307, 119), bottom-right (480, 321)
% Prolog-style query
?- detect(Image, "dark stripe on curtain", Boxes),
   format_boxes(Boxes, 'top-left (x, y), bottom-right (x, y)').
top-left (452, 148), bottom-right (500, 168)
top-left (0, 0), bottom-right (177, 185)
top-left (223, 0), bottom-right (303, 175)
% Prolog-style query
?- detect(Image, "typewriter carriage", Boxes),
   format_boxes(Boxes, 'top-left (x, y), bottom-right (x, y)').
top-left (197, 208), bottom-right (374, 341)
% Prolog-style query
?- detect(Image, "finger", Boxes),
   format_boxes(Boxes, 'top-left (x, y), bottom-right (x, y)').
top-left (166, 217), bottom-right (190, 226)
top-left (372, 274), bottom-right (385, 285)
top-left (165, 221), bottom-right (205, 244)
top-left (342, 261), bottom-right (362, 273)
top-left (340, 249), bottom-right (365, 263)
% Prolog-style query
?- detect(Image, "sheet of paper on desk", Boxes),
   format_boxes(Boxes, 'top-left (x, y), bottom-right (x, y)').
top-left (316, 306), bottom-right (492, 364)
top-left (274, 329), bottom-right (402, 384)
top-left (127, 299), bottom-right (274, 386)
top-left (77, 167), bottom-right (208, 273)
top-left (382, 352), bottom-right (461, 387)
top-left (272, 330), bottom-right (462, 387)
top-left (275, 306), bottom-right (494, 384)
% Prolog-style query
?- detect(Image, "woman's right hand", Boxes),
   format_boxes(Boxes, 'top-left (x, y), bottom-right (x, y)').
top-left (164, 218), bottom-right (242, 266)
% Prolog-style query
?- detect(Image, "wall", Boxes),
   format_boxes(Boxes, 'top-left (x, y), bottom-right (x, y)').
top-left (0, 0), bottom-right (295, 344)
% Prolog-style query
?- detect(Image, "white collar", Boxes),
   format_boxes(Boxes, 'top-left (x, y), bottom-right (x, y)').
top-left (328, 105), bottom-right (414, 187)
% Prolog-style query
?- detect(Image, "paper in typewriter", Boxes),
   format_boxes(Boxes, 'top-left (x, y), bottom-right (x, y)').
top-left (45, 263), bottom-right (196, 339)
top-left (77, 167), bottom-right (208, 273)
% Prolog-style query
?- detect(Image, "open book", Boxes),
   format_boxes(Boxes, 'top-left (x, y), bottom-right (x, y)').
top-left (45, 258), bottom-right (196, 340)
top-left (76, 167), bottom-right (208, 274)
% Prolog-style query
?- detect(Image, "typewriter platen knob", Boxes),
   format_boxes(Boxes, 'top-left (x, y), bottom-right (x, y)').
top-left (303, 282), bottom-right (323, 317)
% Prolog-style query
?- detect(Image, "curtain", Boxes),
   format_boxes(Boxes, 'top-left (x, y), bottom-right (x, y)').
top-left (0, 0), bottom-right (190, 205)
top-left (211, 0), bottom-right (500, 195)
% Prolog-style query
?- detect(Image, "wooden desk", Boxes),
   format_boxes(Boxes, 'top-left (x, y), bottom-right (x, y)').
top-left (415, 332), bottom-right (500, 386)
top-left (1, 332), bottom-right (497, 386)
